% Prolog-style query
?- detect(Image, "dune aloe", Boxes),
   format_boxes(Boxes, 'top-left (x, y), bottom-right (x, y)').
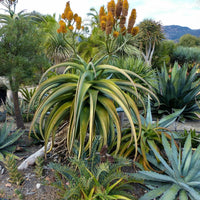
top-left (29, 55), bottom-right (155, 159)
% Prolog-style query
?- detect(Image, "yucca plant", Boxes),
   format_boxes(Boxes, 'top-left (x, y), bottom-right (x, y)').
top-left (152, 62), bottom-right (200, 121)
top-left (132, 133), bottom-right (200, 200)
top-left (29, 55), bottom-right (156, 159)
top-left (115, 96), bottom-right (183, 170)
top-left (0, 122), bottom-right (24, 161)
top-left (49, 151), bottom-right (136, 200)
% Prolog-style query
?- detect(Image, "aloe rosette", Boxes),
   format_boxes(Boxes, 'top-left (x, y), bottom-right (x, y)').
top-left (29, 56), bottom-right (156, 158)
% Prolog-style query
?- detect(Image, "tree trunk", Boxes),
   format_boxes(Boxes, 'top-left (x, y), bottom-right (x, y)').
top-left (12, 91), bottom-right (25, 129)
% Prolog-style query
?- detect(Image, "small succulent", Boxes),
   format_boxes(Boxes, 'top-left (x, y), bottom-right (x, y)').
top-left (4, 154), bottom-right (24, 186)
top-left (133, 133), bottom-right (200, 200)
top-left (0, 122), bottom-right (24, 161)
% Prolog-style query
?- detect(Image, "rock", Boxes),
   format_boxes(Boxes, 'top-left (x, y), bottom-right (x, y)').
top-left (36, 183), bottom-right (41, 189)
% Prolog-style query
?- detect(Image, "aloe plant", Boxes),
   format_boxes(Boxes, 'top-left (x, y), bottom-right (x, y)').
top-left (0, 122), bottom-right (24, 161)
top-left (133, 133), bottom-right (200, 200)
top-left (29, 55), bottom-right (156, 158)
top-left (116, 96), bottom-right (183, 170)
top-left (152, 62), bottom-right (200, 120)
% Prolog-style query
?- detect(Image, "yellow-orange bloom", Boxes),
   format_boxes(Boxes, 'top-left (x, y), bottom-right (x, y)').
top-left (76, 16), bottom-right (82, 30)
top-left (127, 9), bottom-right (136, 33)
top-left (131, 26), bottom-right (139, 36)
top-left (61, 13), bottom-right (65, 19)
top-left (68, 25), bottom-right (74, 31)
top-left (120, 26), bottom-right (126, 35)
top-left (106, 12), bottom-right (114, 35)
top-left (113, 31), bottom-right (119, 38)
top-left (81, 26), bottom-right (84, 30)
top-left (115, 0), bottom-right (123, 18)
top-left (107, 0), bottom-right (115, 17)
top-left (66, 10), bottom-right (73, 21)
top-left (122, 0), bottom-right (129, 16)
top-left (64, 1), bottom-right (71, 18)
top-left (119, 15), bottom-right (126, 28)
top-left (99, 6), bottom-right (106, 18)
top-left (73, 13), bottom-right (78, 21)
top-left (100, 20), bottom-right (106, 31)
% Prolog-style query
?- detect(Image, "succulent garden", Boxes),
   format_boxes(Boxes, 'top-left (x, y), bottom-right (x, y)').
top-left (0, 0), bottom-right (200, 199)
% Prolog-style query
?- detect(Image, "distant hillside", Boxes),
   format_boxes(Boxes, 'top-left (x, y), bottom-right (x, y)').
top-left (162, 25), bottom-right (200, 42)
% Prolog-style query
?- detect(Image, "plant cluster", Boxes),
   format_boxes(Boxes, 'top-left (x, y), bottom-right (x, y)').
top-left (99, 0), bottom-right (139, 37)
top-left (152, 62), bottom-right (200, 121)
top-left (49, 138), bottom-right (137, 200)
top-left (133, 134), bottom-right (200, 200)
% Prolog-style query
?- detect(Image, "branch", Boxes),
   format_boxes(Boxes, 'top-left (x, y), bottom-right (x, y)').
top-left (18, 142), bottom-right (51, 170)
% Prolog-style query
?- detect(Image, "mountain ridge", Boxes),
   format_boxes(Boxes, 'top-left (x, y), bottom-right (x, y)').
top-left (162, 25), bottom-right (200, 42)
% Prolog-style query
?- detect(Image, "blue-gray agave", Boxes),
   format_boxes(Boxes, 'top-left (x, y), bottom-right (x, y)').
top-left (133, 133), bottom-right (200, 200)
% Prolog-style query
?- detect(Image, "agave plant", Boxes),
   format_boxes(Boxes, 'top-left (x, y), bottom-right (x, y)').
top-left (152, 62), bottom-right (200, 120)
top-left (133, 133), bottom-right (200, 200)
top-left (29, 55), bottom-right (156, 158)
top-left (49, 139), bottom-right (136, 200)
top-left (0, 122), bottom-right (24, 161)
top-left (115, 96), bottom-right (183, 170)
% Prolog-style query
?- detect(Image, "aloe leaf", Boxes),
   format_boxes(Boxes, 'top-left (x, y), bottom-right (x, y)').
top-left (98, 96), bottom-right (121, 154)
top-left (88, 90), bottom-right (98, 155)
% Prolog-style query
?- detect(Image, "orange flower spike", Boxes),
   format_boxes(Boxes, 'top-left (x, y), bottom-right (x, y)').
top-left (99, 6), bottom-right (105, 17)
top-left (106, 12), bottom-right (114, 35)
top-left (115, 0), bottom-right (123, 18)
top-left (64, 1), bottom-right (71, 18)
top-left (73, 13), bottom-right (78, 21)
top-left (107, 0), bottom-right (116, 18)
top-left (120, 26), bottom-right (126, 35)
top-left (119, 15), bottom-right (126, 28)
top-left (68, 25), bottom-right (74, 31)
top-left (100, 20), bottom-right (106, 31)
top-left (127, 9), bottom-right (136, 33)
top-left (61, 13), bottom-right (65, 19)
top-left (113, 31), bottom-right (119, 38)
top-left (131, 26), bottom-right (139, 36)
top-left (76, 16), bottom-right (82, 30)
top-left (66, 10), bottom-right (73, 21)
top-left (122, 0), bottom-right (129, 16)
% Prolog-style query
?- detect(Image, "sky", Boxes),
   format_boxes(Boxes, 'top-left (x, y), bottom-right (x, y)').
top-left (0, 0), bottom-right (200, 29)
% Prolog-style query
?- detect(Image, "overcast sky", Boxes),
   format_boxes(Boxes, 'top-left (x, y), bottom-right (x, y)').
top-left (0, 0), bottom-right (199, 29)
